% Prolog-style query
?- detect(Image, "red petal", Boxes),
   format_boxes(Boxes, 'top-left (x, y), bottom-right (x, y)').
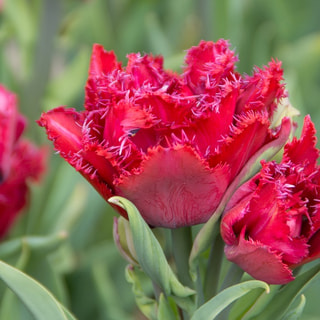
top-left (225, 229), bottom-right (294, 284)
top-left (126, 53), bottom-right (166, 88)
top-left (297, 230), bottom-right (320, 266)
top-left (37, 107), bottom-right (84, 155)
top-left (115, 145), bottom-right (230, 228)
top-left (221, 193), bottom-right (253, 245)
top-left (0, 179), bottom-right (28, 237)
top-left (134, 92), bottom-right (192, 127)
top-left (0, 85), bottom-right (25, 179)
top-left (283, 115), bottom-right (319, 173)
top-left (85, 45), bottom-right (122, 111)
top-left (236, 60), bottom-right (286, 117)
top-left (38, 107), bottom-right (116, 187)
top-left (209, 112), bottom-right (271, 179)
top-left (245, 183), bottom-right (308, 264)
top-left (183, 39), bottom-right (238, 95)
top-left (188, 81), bottom-right (239, 156)
top-left (88, 44), bottom-right (121, 77)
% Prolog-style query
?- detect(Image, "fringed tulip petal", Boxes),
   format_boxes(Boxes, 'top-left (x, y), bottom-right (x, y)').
top-left (222, 116), bottom-right (320, 284)
top-left (39, 39), bottom-right (293, 228)
top-left (225, 229), bottom-right (294, 284)
top-left (115, 146), bottom-right (230, 228)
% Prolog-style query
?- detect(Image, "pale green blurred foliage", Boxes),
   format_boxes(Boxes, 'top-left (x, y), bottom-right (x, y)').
top-left (0, 0), bottom-right (320, 319)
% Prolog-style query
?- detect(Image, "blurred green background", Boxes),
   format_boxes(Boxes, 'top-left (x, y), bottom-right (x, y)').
top-left (0, 0), bottom-right (320, 319)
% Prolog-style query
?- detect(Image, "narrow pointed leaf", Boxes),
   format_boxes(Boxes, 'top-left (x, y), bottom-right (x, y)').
top-left (0, 261), bottom-right (71, 320)
top-left (282, 295), bottom-right (306, 320)
top-left (190, 280), bottom-right (269, 320)
top-left (125, 265), bottom-right (158, 320)
top-left (158, 294), bottom-right (180, 320)
top-left (248, 263), bottom-right (320, 320)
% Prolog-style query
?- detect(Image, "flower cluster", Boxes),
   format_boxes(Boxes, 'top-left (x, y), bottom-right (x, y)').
top-left (221, 115), bottom-right (320, 284)
top-left (38, 40), bottom-right (291, 228)
top-left (0, 85), bottom-right (46, 237)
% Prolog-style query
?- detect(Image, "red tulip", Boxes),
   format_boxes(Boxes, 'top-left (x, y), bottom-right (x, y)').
top-left (38, 40), bottom-right (291, 228)
top-left (221, 116), bottom-right (320, 284)
top-left (0, 85), bottom-right (47, 237)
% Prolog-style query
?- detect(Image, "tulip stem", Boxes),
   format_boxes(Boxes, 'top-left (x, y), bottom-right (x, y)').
top-left (152, 281), bottom-right (162, 301)
top-left (171, 227), bottom-right (193, 288)
top-left (220, 262), bottom-right (244, 291)
top-left (213, 263), bottom-right (245, 320)
top-left (203, 231), bottom-right (224, 301)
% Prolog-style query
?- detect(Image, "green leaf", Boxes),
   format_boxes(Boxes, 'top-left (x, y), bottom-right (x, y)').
top-left (247, 263), bottom-right (320, 320)
top-left (109, 196), bottom-right (195, 299)
top-left (113, 216), bottom-right (139, 265)
top-left (282, 295), bottom-right (306, 320)
top-left (189, 211), bottom-right (220, 281)
top-left (228, 285), bottom-right (271, 320)
top-left (190, 280), bottom-right (269, 320)
top-left (0, 261), bottom-right (74, 320)
top-left (125, 265), bottom-right (158, 320)
top-left (157, 294), bottom-right (180, 320)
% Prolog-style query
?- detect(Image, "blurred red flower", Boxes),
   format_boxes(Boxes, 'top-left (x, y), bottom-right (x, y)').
top-left (221, 116), bottom-right (320, 284)
top-left (38, 40), bottom-right (291, 228)
top-left (0, 85), bottom-right (46, 237)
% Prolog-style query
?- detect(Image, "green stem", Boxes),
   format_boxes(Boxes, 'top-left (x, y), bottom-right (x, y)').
top-left (220, 262), bottom-right (244, 291)
top-left (152, 281), bottom-right (162, 301)
top-left (203, 232), bottom-right (224, 301)
top-left (215, 263), bottom-right (245, 320)
top-left (195, 266), bottom-right (205, 308)
top-left (171, 227), bottom-right (193, 288)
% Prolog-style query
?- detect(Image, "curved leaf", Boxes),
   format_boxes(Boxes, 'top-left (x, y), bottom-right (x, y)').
top-left (190, 280), bottom-right (269, 320)
top-left (157, 294), bottom-right (180, 320)
top-left (0, 261), bottom-right (74, 320)
top-left (282, 295), bottom-right (306, 320)
top-left (109, 196), bottom-right (195, 299)
top-left (248, 263), bottom-right (320, 320)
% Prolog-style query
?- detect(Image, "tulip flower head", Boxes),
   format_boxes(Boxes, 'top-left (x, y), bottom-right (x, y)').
top-left (0, 85), bottom-right (46, 237)
top-left (221, 116), bottom-right (320, 284)
top-left (38, 40), bottom-right (292, 228)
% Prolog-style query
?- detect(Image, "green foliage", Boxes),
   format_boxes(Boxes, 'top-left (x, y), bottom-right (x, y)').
top-left (0, 260), bottom-right (75, 320)
top-left (109, 197), bottom-right (195, 300)
top-left (1, 0), bottom-right (320, 319)
top-left (190, 281), bottom-right (270, 320)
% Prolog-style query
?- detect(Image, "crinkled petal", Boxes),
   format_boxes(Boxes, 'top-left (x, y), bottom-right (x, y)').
top-left (115, 145), bottom-right (230, 228)
top-left (236, 60), bottom-right (286, 117)
top-left (216, 115), bottom-right (291, 179)
top-left (225, 229), bottom-right (294, 284)
top-left (37, 107), bottom-right (116, 187)
top-left (283, 115), bottom-right (319, 173)
top-left (221, 193), bottom-right (253, 245)
top-left (183, 39), bottom-right (238, 95)
top-left (37, 107), bottom-right (84, 155)
top-left (245, 183), bottom-right (308, 264)
top-left (187, 81), bottom-right (240, 156)
top-left (210, 112), bottom-right (277, 178)
top-left (88, 44), bottom-right (121, 77)
top-left (85, 45), bottom-right (123, 111)
top-left (126, 53), bottom-right (166, 88)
